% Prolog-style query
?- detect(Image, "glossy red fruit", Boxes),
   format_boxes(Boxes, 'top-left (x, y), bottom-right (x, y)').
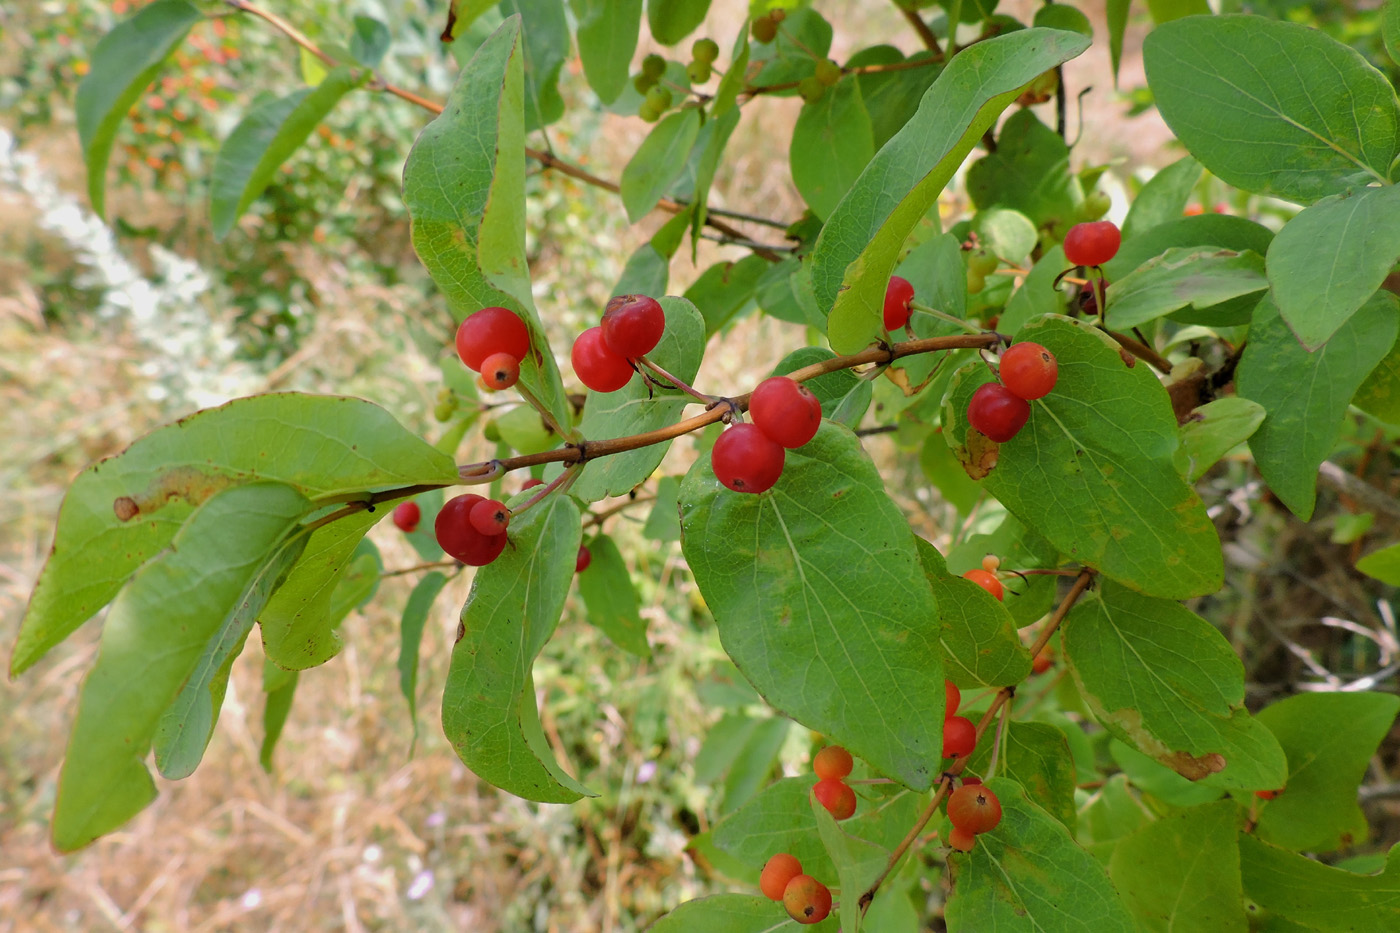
top-left (967, 382), bottom-right (1031, 443)
top-left (456, 307), bottom-right (530, 372)
top-left (948, 824), bottom-right (977, 853)
top-left (1063, 220), bottom-right (1121, 267)
top-left (945, 680), bottom-right (961, 719)
top-left (436, 494), bottom-right (508, 566)
top-left (712, 423), bottom-right (785, 494)
top-left (572, 326), bottom-right (634, 392)
top-left (999, 342), bottom-right (1058, 400)
top-left (469, 498), bottom-right (510, 536)
top-left (884, 275), bottom-right (915, 330)
top-left (943, 715), bottom-right (977, 758)
top-left (760, 853), bottom-right (803, 901)
top-left (947, 783), bottom-right (1002, 834)
top-left (576, 545), bottom-right (592, 573)
top-left (963, 568), bottom-right (1004, 601)
top-left (783, 875), bottom-right (833, 924)
top-left (392, 501), bottom-right (420, 533)
top-left (601, 294), bottom-right (666, 359)
top-left (521, 478), bottom-right (546, 490)
top-left (1255, 788), bottom-right (1284, 801)
top-left (480, 352), bottom-right (521, 391)
top-left (813, 745), bottom-right (854, 781)
top-left (962, 775), bottom-right (983, 786)
top-left (749, 376), bottom-right (822, 448)
top-left (813, 778), bottom-right (857, 820)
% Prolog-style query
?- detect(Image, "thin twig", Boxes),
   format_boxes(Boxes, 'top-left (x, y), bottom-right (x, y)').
top-left (897, 3), bottom-right (943, 57)
top-left (380, 559), bottom-right (461, 579)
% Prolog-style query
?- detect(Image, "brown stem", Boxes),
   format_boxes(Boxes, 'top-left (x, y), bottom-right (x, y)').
top-left (897, 3), bottom-right (944, 57)
top-left (637, 356), bottom-right (714, 404)
top-left (584, 495), bottom-right (655, 529)
top-left (380, 559), bottom-right (461, 579)
top-left (1106, 330), bottom-right (1172, 374)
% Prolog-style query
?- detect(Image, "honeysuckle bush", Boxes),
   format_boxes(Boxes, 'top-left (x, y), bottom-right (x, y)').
top-left (15, 0), bottom-right (1400, 928)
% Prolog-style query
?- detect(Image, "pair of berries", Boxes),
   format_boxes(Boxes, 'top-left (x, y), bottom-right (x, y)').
top-left (435, 493), bottom-right (511, 566)
top-left (456, 307), bottom-right (530, 391)
top-left (751, 8), bottom-right (785, 43)
top-left (943, 680), bottom-right (976, 759)
top-left (572, 294), bottom-right (665, 393)
top-left (966, 342), bottom-right (1059, 443)
top-left (711, 376), bottom-right (822, 494)
top-left (946, 781), bottom-right (1003, 853)
top-left (812, 745), bottom-right (857, 821)
top-left (963, 553), bottom-right (1005, 601)
top-left (687, 37), bottom-right (719, 84)
top-left (759, 854), bottom-right (832, 924)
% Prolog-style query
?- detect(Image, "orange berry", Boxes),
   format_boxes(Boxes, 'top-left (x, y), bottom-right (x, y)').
top-left (783, 875), bottom-right (833, 924)
top-left (759, 853), bottom-right (802, 901)
top-left (813, 745), bottom-right (853, 781)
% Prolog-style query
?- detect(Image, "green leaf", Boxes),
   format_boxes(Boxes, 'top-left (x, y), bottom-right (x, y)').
top-left (851, 47), bottom-right (943, 151)
top-left (813, 28), bottom-right (1089, 353)
top-left (683, 256), bottom-right (769, 335)
top-left (1111, 739), bottom-right (1224, 808)
top-left (1063, 582), bottom-right (1287, 791)
top-left (945, 777), bottom-right (1137, 932)
top-left (1354, 333), bottom-right (1400, 426)
top-left (210, 69), bottom-right (359, 239)
top-left (577, 534), bottom-right (650, 657)
top-left (1240, 835), bottom-right (1400, 933)
top-left (1121, 156), bottom-right (1204, 240)
top-left (349, 15), bottom-right (391, 67)
top-left (790, 78), bottom-right (874, 222)
top-left (1143, 15), bottom-right (1400, 204)
top-left (1177, 397), bottom-right (1266, 482)
top-left (810, 791), bottom-right (888, 932)
top-left (566, 297), bottom-right (705, 502)
top-left (1388, 0), bottom-right (1400, 66)
top-left (12, 394), bottom-right (457, 677)
top-left (679, 424), bottom-right (945, 790)
top-left (689, 107), bottom-right (742, 250)
top-left (399, 571), bottom-right (448, 753)
top-left (1358, 541), bottom-right (1400, 585)
top-left (259, 665), bottom-right (299, 772)
top-left (647, 894), bottom-right (806, 932)
top-left (1077, 774), bottom-right (1152, 862)
top-left (1255, 691), bottom-right (1400, 853)
top-left (966, 721), bottom-right (1079, 828)
top-left (620, 108), bottom-right (702, 222)
top-left (1106, 0), bottom-right (1129, 85)
top-left (916, 538), bottom-right (1032, 688)
top-left (572, 0), bottom-right (641, 103)
top-left (1000, 244), bottom-right (1069, 335)
top-left (945, 316), bottom-right (1223, 599)
top-left (441, 494), bottom-right (592, 803)
top-left (1108, 801), bottom-right (1247, 933)
top-left (75, 0), bottom-right (202, 219)
top-left (404, 16), bottom-right (572, 434)
top-left (1105, 248), bottom-right (1267, 331)
top-left (646, 0), bottom-right (711, 45)
top-left (748, 7), bottom-right (832, 90)
top-left (1237, 291), bottom-right (1399, 519)
top-left (1146, 0), bottom-right (1209, 20)
top-left (1104, 214), bottom-right (1276, 282)
top-left (720, 717), bottom-right (790, 814)
top-left (1266, 185), bottom-right (1400, 349)
top-left (966, 110), bottom-right (1084, 230)
top-left (1034, 4), bottom-right (1092, 35)
top-left (52, 483), bottom-right (312, 851)
top-left (501, 0), bottom-right (569, 130)
top-left (643, 476), bottom-right (682, 542)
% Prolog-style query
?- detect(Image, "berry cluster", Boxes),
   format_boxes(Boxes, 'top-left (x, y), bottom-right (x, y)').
top-left (571, 294), bottom-right (665, 393)
top-left (687, 38), bottom-right (718, 84)
top-left (966, 341), bottom-right (1059, 444)
top-left (946, 781), bottom-right (1003, 853)
top-left (811, 744), bottom-right (857, 821)
top-left (760, 853), bottom-right (832, 925)
top-left (712, 375), bottom-right (822, 494)
top-left (632, 54), bottom-right (672, 122)
top-left (942, 680), bottom-right (977, 759)
top-left (456, 306), bottom-right (531, 391)
top-left (750, 8), bottom-right (786, 43)
top-left (962, 553), bottom-right (1005, 601)
top-left (436, 493), bottom-right (511, 566)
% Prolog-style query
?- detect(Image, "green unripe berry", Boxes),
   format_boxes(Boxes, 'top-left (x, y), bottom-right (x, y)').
top-left (752, 16), bottom-right (778, 43)
top-left (1084, 190), bottom-right (1112, 220)
top-left (798, 75), bottom-right (825, 104)
top-left (433, 399), bottom-right (456, 422)
top-left (814, 59), bottom-right (841, 87)
top-left (687, 60), bottom-right (712, 84)
top-left (968, 250), bottom-right (999, 276)
top-left (692, 38), bottom-right (719, 63)
top-left (483, 419), bottom-right (502, 442)
top-left (645, 85), bottom-right (673, 111)
top-left (967, 269), bottom-right (987, 294)
top-left (633, 72), bottom-right (657, 94)
top-left (641, 53), bottom-right (666, 79)
top-left (638, 102), bottom-right (660, 122)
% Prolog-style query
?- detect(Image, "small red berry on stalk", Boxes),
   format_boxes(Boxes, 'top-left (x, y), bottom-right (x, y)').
top-left (456, 306), bottom-right (530, 372)
top-left (712, 423), bottom-right (785, 494)
top-left (749, 376), bottom-right (822, 448)
top-left (436, 494), bottom-right (508, 566)
top-left (945, 680), bottom-right (961, 720)
top-left (1063, 220), bottom-right (1121, 267)
top-left (948, 783), bottom-right (1002, 834)
top-left (469, 499), bottom-right (510, 536)
top-left (943, 715), bottom-right (977, 758)
top-left (963, 568), bottom-right (1004, 601)
top-left (572, 326), bottom-right (634, 393)
top-left (783, 875), bottom-right (833, 925)
top-left (576, 545), bottom-right (592, 573)
top-left (884, 275), bottom-right (915, 330)
top-left (947, 824), bottom-right (977, 853)
top-left (392, 501), bottom-right (421, 533)
top-left (1255, 788), bottom-right (1284, 801)
top-left (521, 478), bottom-right (545, 490)
top-left (967, 382), bottom-right (1030, 443)
top-left (480, 352), bottom-right (521, 391)
top-left (601, 294), bottom-right (666, 359)
top-left (813, 745), bottom-right (854, 781)
top-left (813, 777), bottom-right (857, 820)
top-left (759, 853), bottom-right (803, 901)
top-left (1032, 651), bottom-right (1053, 674)
top-left (999, 342), bottom-right (1058, 400)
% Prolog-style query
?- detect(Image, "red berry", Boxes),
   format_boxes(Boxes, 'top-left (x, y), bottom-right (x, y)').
top-left (962, 569), bottom-right (1004, 601)
top-left (576, 544), bottom-right (592, 573)
top-left (783, 875), bottom-right (833, 924)
top-left (712, 423), bottom-right (785, 494)
top-left (948, 783), bottom-right (1002, 834)
top-left (1255, 788), bottom-right (1284, 801)
top-left (435, 494), bottom-right (508, 566)
top-left (521, 478), bottom-right (545, 490)
top-left (812, 778), bottom-right (857, 820)
top-left (480, 352), bottom-right (521, 391)
top-left (999, 342), bottom-right (1058, 400)
top-left (469, 498), bottom-right (510, 536)
top-left (813, 745), bottom-right (853, 781)
top-left (601, 294), bottom-right (665, 359)
top-left (948, 824), bottom-right (977, 852)
top-left (1032, 651), bottom-right (1053, 674)
top-left (943, 715), bottom-right (976, 758)
top-left (1063, 220), bottom-right (1121, 267)
top-left (760, 853), bottom-right (803, 901)
top-left (884, 275), bottom-right (915, 330)
top-left (945, 680), bottom-right (961, 719)
top-left (967, 382), bottom-right (1030, 443)
top-left (572, 326), bottom-right (634, 392)
top-left (456, 307), bottom-right (530, 372)
top-left (392, 501), bottom-right (421, 533)
top-left (749, 376), bottom-right (822, 448)
top-left (962, 775), bottom-right (983, 786)
top-left (1078, 277), bottom-right (1108, 317)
